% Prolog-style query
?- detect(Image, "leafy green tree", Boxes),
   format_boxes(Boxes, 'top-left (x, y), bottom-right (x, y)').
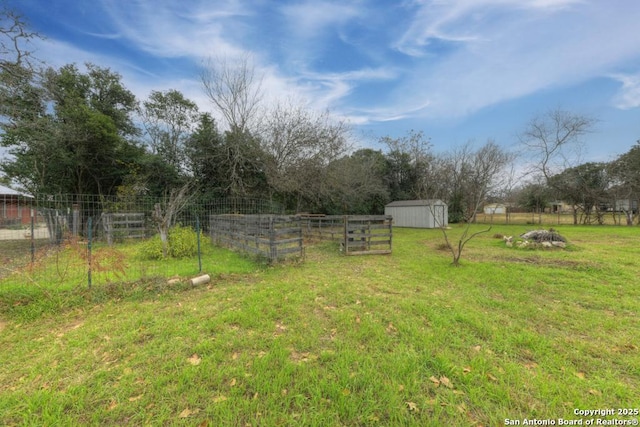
top-left (1, 63), bottom-right (141, 196)
top-left (325, 149), bottom-right (390, 214)
top-left (517, 182), bottom-right (552, 213)
top-left (549, 162), bottom-right (610, 224)
top-left (609, 141), bottom-right (640, 224)
top-left (185, 113), bottom-right (228, 200)
top-left (381, 130), bottom-right (434, 201)
top-left (140, 89), bottom-right (199, 176)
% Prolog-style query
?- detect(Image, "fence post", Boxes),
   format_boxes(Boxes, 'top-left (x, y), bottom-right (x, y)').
top-left (269, 216), bottom-right (276, 261)
top-left (72, 203), bottom-right (80, 237)
top-left (30, 208), bottom-right (35, 263)
top-left (196, 215), bottom-right (202, 273)
top-left (87, 216), bottom-right (92, 289)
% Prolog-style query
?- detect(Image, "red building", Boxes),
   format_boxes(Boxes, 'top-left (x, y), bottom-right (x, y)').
top-left (0, 184), bottom-right (33, 227)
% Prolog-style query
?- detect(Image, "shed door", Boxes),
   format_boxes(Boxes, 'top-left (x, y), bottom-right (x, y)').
top-left (434, 205), bottom-right (445, 227)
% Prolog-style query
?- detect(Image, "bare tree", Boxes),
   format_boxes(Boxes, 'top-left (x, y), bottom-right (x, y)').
top-left (431, 141), bottom-right (514, 266)
top-left (259, 99), bottom-right (351, 211)
top-left (0, 4), bottom-right (44, 126)
top-left (200, 55), bottom-right (263, 133)
top-left (1, 5), bottom-right (43, 74)
top-left (152, 182), bottom-right (194, 258)
top-left (519, 108), bottom-right (595, 182)
top-left (200, 56), bottom-right (266, 197)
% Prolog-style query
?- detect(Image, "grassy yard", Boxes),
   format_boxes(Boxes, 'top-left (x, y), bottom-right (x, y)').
top-left (1, 224), bottom-right (639, 426)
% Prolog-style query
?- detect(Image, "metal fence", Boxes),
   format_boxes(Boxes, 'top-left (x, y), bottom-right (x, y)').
top-left (0, 194), bottom-right (286, 290)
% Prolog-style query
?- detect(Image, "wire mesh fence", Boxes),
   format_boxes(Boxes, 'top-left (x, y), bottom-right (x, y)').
top-left (0, 194), bottom-right (287, 291)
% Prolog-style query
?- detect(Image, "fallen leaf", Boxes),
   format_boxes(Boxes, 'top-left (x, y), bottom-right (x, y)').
top-left (487, 373), bottom-right (498, 382)
top-left (398, 384), bottom-right (405, 392)
top-left (457, 403), bottom-right (467, 413)
top-left (472, 345), bottom-right (482, 352)
top-left (463, 366), bottom-right (472, 374)
top-left (188, 353), bottom-right (201, 366)
top-left (429, 376), bottom-right (440, 387)
top-left (440, 376), bottom-right (454, 389)
top-left (575, 372), bottom-right (586, 379)
top-left (128, 394), bottom-right (143, 402)
top-left (453, 390), bottom-right (465, 395)
top-left (406, 401), bottom-right (419, 412)
top-left (588, 389), bottom-right (601, 396)
top-left (179, 408), bottom-right (199, 418)
top-left (524, 362), bottom-right (538, 370)
top-left (229, 378), bottom-right (237, 387)
top-left (212, 395), bottom-right (227, 403)
top-left (107, 401), bottom-right (118, 411)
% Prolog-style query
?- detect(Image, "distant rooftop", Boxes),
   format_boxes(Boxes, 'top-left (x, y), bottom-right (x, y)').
top-left (385, 199), bottom-right (446, 207)
top-left (0, 184), bottom-right (33, 198)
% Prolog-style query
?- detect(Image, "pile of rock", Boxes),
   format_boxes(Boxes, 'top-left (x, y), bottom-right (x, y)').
top-left (503, 229), bottom-right (567, 248)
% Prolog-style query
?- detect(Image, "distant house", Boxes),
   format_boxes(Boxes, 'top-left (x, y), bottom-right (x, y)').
top-left (483, 203), bottom-right (506, 215)
top-left (0, 184), bottom-right (33, 226)
top-left (614, 198), bottom-right (639, 214)
top-left (384, 199), bottom-right (448, 228)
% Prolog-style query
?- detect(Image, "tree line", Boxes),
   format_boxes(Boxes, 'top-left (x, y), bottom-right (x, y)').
top-left (1, 6), bottom-right (638, 224)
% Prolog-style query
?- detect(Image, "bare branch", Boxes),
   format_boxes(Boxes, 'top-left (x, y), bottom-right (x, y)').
top-left (200, 55), bottom-right (263, 133)
top-left (519, 108), bottom-right (595, 182)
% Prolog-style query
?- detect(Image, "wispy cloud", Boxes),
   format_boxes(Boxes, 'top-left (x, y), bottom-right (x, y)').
top-left (19, 0), bottom-right (640, 136)
top-left (279, 1), bottom-right (362, 40)
top-left (611, 73), bottom-right (640, 110)
top-left (385, 0), bottom-right (640, 120)
top-left (99, 0), bottom-right (248, 59)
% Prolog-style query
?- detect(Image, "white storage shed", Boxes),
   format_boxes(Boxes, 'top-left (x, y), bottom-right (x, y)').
top-left (384, 200), bottom-right (448, 228)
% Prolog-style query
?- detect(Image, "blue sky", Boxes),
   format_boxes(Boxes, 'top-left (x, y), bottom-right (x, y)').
top-left (12, 0), bottom-right (640, 162)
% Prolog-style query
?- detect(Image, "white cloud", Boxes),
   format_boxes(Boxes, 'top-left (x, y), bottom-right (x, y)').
top-left (279, 1), bottom-right (362, 40)
top-left (611, 73), bottom-right (640, 110)
top-left (20, 0), bottom-right (640, 136)
top-left (99, 0), bottom-right (247, 59)
top-left (385, 0), bottom-right (640, 120)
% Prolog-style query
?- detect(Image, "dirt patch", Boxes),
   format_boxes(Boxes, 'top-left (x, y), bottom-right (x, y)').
top-left (0, 320), bottom-right (6, 333)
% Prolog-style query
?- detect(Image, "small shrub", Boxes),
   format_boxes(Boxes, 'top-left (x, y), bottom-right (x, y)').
top-left (168, 225), bottom-right (198, 258)
top-left (138, 225), bottom-right (199, 260)
top-left (139, 235), bottom-right (163, 260)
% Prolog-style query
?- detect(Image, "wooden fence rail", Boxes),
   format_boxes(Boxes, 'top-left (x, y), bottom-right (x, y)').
top-left (299, 215), bottom-right (392, 256)
top-left (209, 215), bottom-right (303, 262)
top-left (101, 212), bottom-right (146, 245)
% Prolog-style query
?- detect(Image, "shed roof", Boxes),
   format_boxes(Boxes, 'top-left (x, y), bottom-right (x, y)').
top-left (385, 199), bottom-right (446, 207)
top-left (0, 184), bottom-right (33, 198)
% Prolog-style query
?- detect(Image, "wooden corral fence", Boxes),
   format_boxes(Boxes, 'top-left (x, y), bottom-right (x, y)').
top-left (209, 215), bottom-right (303, 262)
top-left (299, 214), bottom-right (344, 241)
top-left (101, 212), bottom-right (146, 245)
top-left (299, 215), bottom-right (393, 256)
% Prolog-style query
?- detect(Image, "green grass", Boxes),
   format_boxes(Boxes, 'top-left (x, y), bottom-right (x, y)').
top-left (1, 225), bottom-right (639, 426)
